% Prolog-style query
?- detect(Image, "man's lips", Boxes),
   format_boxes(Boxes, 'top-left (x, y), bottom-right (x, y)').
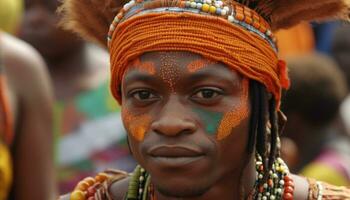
top-left (147, 145), bottom-right (205, 166)
top-left (148, 145), bottom-right (204, 157)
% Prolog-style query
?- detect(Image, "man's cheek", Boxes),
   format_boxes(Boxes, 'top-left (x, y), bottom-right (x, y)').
top-left (122, 108), bottom-right (151, 141)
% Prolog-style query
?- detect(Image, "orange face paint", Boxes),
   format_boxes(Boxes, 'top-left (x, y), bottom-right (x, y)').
top-left (159, 52), bottom-right (181, 93)
top-left (128, 58), bottom-right (156, 75)
top-left (217, 78), bottom-right (249, 140)
top-left (186, 59), bottom-right (216, 73)
top-left (122, 108), bottom-right (151, 141)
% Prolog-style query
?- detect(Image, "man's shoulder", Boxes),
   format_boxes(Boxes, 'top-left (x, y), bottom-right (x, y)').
top-left (59, 169), bottom-right (130, 200)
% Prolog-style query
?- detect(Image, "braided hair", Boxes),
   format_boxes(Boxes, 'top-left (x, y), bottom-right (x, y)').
top-left (248, 80), bottom-right (279, 181)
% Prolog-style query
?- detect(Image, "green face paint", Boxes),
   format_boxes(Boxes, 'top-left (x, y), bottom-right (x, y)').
top-left (193, 108), bottom-right (224, 135)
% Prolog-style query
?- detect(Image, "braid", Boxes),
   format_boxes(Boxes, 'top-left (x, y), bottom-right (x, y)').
top-left (248, 80), bottom-right (279, 180)
top-left (268, 98), bottom-right (278, 170)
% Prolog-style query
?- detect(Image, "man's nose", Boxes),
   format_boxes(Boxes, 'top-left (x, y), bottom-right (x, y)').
top-left (151, 97), bottom-right (196, 137)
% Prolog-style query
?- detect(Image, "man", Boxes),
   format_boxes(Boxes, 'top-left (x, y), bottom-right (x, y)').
top-left (59, 0), bottom-right (350, 199)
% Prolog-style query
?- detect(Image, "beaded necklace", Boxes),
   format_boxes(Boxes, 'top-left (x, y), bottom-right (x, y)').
top-left (125, 154), bottom-right (294, 200)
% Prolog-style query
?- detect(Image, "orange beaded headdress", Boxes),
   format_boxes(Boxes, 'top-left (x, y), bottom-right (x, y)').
top-left (59, 0), bottom-right (350, 106)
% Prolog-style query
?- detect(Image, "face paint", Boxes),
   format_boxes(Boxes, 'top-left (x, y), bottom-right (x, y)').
top-left (128, 58), bottom-right (156, 75)
top-left (159, 52), bottom-right (181, 93)
top-left (122, 108), bottom-right (151, 141)
top-left (217, 78), bottom-right (249, 140)
top-left (186, 59), bottom-right (216, 73)
top-left (193, 108), bottom-right (223, 135)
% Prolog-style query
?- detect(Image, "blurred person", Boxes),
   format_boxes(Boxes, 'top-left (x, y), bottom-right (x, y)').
top-left (332, 24), bottom-right (350, 137)
top-left (19, 0), bottom-right (134, 193)
top-left (0, 0), bottom-right (23, 33)
top-left (0, 0), bottom-right (56, 199)
top-left (282, 54), bottom-right (350, 186)
top-left (0, 32), bottom-right (56, 200)
top-left (276, 23), bottom-right (315, 58)
top-left (55, 0), bottom-right (350, 199)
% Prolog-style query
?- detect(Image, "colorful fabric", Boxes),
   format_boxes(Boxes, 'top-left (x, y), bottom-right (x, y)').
top-left (301, 149), bottom-right (350, 186)
top-left (0, 142), bottom-right (12, 200)
top-left (0, 0), bottom-right (23, 34)
top-left (56, 81), bottom-right (136, 193)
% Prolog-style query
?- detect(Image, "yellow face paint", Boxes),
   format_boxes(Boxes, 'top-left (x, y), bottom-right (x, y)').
top-left (217, 78), bottom-right (249, 140)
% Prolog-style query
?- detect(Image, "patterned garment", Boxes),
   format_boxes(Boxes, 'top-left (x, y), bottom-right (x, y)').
top-left (301, 138), bottom-right (350, 186)
top-left (55, 81), bottom-right (136, 193)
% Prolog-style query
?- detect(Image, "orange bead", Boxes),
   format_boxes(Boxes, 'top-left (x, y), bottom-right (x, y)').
top-left (84, 177), bottom-right (96, 187)
top-left (252, 21), bottom-right (260, 29)
top-left (283, 192), bottom-right (293, 200)
top-left (76, 181), bottom-right (89, 191)
top-left (70, 190), bottom-right (85, 200)
top-left (235, 12), bottom-right (244, 21)
top-left (245, 16), bottom-right (253, 24)
top-left (268, 179), bottom-right (273, 187)
top-left (285, 186), bottom-right (294, 194)
top-left (259, 25), bottom-right (267, 33)
top-left (95, 173), bottom-right (108, 183)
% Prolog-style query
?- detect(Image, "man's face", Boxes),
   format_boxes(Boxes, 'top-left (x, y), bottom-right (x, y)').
top-left (121, 51), bottom-right (251, 198)
top-left (19, 0), bottom-right (81, 60)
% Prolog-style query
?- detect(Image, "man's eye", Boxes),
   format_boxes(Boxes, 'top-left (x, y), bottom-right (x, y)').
top-left (132, 90), bottom-right (157, 101)
top-left (192, 89), bottom-right (221, 99)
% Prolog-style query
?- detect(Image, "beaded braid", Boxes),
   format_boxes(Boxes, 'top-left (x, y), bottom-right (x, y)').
top-left (248, 80), bottom-right (279, 182)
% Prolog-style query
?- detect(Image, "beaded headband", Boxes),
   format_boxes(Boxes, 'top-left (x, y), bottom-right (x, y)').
top-left (107, 0), bottom-right (277, 51)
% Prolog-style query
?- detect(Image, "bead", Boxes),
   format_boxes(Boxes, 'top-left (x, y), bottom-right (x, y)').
top-left (283, 192), bottom-right (293, 200)
top-left (276, 188), bottom-right (282, 194)
top-left (205, 0), bottom-right (211, 4)
top-left (216, 8), bottom-right (221, 15)
top-left (223, 6), bottom-right (229, 11)
top-left (279, 180), bottom-right (285, 186)
top-left (284, 175), bottom-right (292, 182)
top-left (221, 9), bottom-right (227, 16)
top-left (235, 11), bottom-right (244, 21)
top-left (76, 182), bottom-right (89, 191)
top-left (286, 181), bottom-right (295, 188)
top-left (228, 15), bottom-right (234, 22)
top-left (266, 30), bottom-right (272, 37)
top-left (285, 186), bottom-right (294, 194)
top-left (185, 1), bottom-right (191, 7)
top-left (209, 6), bottom-right (216, 13)
top-left (202, 4), bottom-right (210, 12)
top-left (262, 196), bottom-right (267, 200)
top-left (196, 3), bottom-right (202, 9)
top-left (263, 183), bottom-right (268, 189)
top-left (84, 177), bottom-right (96, 187)
top-left (70, 190), bottom-right (85, 200)
top-left (190, 1), bottom-right (197, 8)
top-left (245, 16), bottom-right (253, 24)
top-left (270, 195), bottom-right (275, 200)
top-left (95, 173), bottom-right (108, 183)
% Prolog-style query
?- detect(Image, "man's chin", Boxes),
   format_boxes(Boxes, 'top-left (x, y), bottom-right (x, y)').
top-left (155, 183), bottom-right (210, 198)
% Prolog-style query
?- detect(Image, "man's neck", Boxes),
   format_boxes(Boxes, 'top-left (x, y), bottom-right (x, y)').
top-left (155, 157), bottom-right (256, 200)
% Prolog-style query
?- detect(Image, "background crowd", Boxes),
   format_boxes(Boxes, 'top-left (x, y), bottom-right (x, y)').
top-left (0, 0), bottom-right (349, 199)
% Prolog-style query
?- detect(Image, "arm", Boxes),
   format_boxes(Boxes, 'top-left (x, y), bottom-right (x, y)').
top-left (2, 33), bottom-right (57, 200)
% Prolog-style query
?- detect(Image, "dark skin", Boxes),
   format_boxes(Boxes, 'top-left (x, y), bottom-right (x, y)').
top-left (59, 51), bottom-right (310, 200)
top-left (19, 0), bottom-right (109, 101)
top-left (1, 32), bottom-right (56, 200)
top-left (122, 51), bottom-right (253, 199)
